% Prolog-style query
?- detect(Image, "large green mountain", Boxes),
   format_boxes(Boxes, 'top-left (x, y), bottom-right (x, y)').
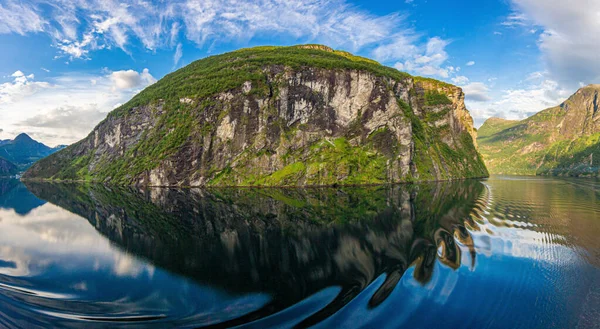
top-left (24, 45), bottom-right (488, 187)
top-left (478, 85), bottom-right (600, 177)
top-left (0, 133), bottom-right (65, 171)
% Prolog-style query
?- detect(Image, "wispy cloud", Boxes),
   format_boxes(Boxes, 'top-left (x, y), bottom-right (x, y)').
top-left (392, 37), bottom-right (453, 78)
top-left (463, 82), bottom-right (491, 102)
top-left (173, 43), bottom-right (183, 66)
top-left (501, 12), bottom-right (529, 27)
top-left (0, 0), bottom-right (448, 77)
top-left (0, 1), bottom-right (45, 35)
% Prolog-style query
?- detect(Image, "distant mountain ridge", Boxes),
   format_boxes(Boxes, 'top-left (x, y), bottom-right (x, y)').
top-left (0, 133), bottom-right (66, 171)
top-left (478, 85), bottom-right (600, 177)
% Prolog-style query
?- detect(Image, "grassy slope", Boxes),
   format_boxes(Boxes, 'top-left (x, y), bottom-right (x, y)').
top-left (537, 133), bottom-right (600, 176)
top-left (26, 45), bottom-right (487, 185)
top-left (478, 107), bottom-right (600, 176)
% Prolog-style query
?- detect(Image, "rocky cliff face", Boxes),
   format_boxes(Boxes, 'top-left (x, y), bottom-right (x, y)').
top-left (478, 85), bottom-right (600, 176)
top-left (24, 45), bottom-right (487, 186)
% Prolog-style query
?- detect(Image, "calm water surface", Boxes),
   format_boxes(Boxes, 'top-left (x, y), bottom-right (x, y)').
top-left (0, 176), bottom-right (598, 328)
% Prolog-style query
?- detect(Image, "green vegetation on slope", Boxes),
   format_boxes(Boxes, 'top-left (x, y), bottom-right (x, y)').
top-left (401, 100), bottom-right (488, 182)
top-left (208, 136), bottom-right (391, 187)
top-left (478, 103), bottom-right (599, 177)
top-left (537, 133), bottom-right (600, 177)
top-left (424, 91), bottom-right (453, 106)
top-left (477, 117), bottom-right (520, 138)
top-left (107, 45), bottom-right (410, 120)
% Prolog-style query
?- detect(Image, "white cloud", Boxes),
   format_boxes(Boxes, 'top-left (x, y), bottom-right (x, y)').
top-left (109, 68), bottom-right (156, 90)
top-left (463, 82), bottom-right (492, 102)
top-left (0, 68), bottom-right (156, 146)
top-left (17, 105), bottom-right (107, 138)
top-left (56, 32), bottom-right (101, 60)
top-left (525, 71), bottom-right (545, 81)
top-left (0, 71), bottom-right (52, 104)
top-left (0, 1), bottom-right (45, 35)
top-left (173, 43), bottom-right (183, 66)
top-left (392, 37), bottom-right (453, 78)
top-left (452, 76), bottom-right (470, 85)
top-left (371, 32), bottom-right (419, 62)
top-left (466, 61), bottom-right (475, 66)
top-left (508, 0), bottom-right (600, 86)
top-left (501, 13), bottom-right (529, 27)
top-left (467, 78), bottom-right (571, 126)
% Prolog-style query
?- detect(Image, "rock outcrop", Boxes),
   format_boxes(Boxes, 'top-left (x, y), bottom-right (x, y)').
top-left (478, 84), bottom-right (600, 176)
top-left (24, 45), bottom-right (487, 186)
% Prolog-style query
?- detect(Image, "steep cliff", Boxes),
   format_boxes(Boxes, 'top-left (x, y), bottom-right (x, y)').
top-left (478, 84), bottom-right (600, 176)
top-left (24, 45), bottom-right (487, 186)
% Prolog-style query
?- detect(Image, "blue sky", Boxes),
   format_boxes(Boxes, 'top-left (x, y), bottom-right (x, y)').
top-left (1, 0), bottom-right (598, 146)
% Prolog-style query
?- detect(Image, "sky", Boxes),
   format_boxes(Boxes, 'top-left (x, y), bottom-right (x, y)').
top-left (1, 0), bottom-right (599, 146)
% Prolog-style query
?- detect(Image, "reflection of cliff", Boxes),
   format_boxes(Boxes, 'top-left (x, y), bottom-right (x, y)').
top-left (0, 179), bottom-right (46, 215)
top-left (26, 180), bottom-right (485, 328)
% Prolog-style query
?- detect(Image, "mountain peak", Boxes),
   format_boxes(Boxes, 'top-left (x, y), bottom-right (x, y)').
top-left (14, 133), bottom-right (34, 143)
top-left (484, 117), bottom-right (516, 123)
top-left (293, 44), bottom-right (334, 52)
top-left (579, 84), bottom-right (600, 91)
top-left (560, 83), bottom-right (600, 110)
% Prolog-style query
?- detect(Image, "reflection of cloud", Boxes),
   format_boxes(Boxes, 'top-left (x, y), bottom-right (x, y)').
top-left (112, 253), bottom-right (152, 278)
top-left (0, 245), bottom-right (36, 276)
top-left (0, 204), bottom-right (154, 279)
top-left (71, 282), bottom-right (88, 291)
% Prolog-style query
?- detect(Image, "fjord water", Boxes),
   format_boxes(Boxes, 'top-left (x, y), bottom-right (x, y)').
top-left (0, 177), bottom-right (598, 328)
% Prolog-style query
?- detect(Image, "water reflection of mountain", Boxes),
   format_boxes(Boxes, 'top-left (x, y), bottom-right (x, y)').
top-left (0, 179), bottom-right (46, 215)
top-left (25, 181), bottom-right (485, 328)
